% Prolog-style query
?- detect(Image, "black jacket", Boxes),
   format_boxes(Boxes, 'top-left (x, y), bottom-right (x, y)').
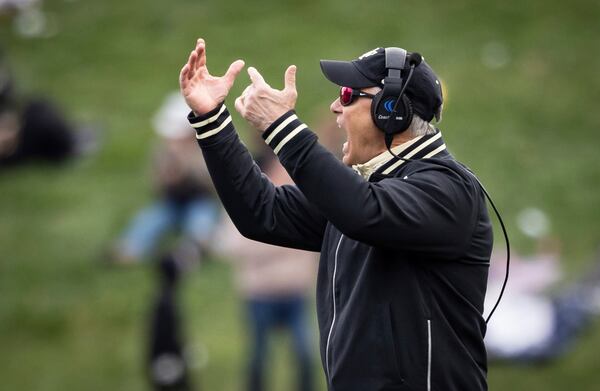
top-left (189, 106), bottom-right (493, 391)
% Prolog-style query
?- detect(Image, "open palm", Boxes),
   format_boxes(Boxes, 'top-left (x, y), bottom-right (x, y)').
top-left (179, 39), bottom-right (245, 115)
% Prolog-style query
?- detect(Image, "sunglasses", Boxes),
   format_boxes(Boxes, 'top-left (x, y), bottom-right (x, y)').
top-left (339, 86), bottom-right (376, 106)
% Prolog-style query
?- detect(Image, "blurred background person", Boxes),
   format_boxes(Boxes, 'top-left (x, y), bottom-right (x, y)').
top-left (147, 252), bottom-right (193, 391)
top-left (0, 49), bottom-right (97, 167)
top-left (485, 209), bottom-right (600, 363)
top-left (109, 92), bottom-right (220, 265)
top-left (213, 150), bottom-right (318, 391)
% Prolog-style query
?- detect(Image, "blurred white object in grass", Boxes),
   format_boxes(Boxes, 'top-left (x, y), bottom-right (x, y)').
top-left (481, 41), bottom-right (510, 70)
top-left (152, 353), bottom-right (186, 386)
top-left (485, 293), bottom-right (554, 356)
top-left (13, 6), bottom-right (58, 38)
top-left (517, 207), bottom-right (551, 238)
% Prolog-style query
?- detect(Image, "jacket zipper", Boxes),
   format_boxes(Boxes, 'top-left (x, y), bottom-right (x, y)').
top-left (325, 233), bottom-right (344, 384)
top-left (427, 319), bottom-right (432, 391)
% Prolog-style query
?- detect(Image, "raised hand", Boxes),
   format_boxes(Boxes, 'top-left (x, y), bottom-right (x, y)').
top-left (179, 38), bottom-right (245, 116)
top-left (234, 65), bottom-right (298, 131)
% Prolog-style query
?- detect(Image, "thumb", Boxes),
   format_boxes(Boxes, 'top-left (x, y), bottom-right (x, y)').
top-left (284, 65), bottom-right (297, 92)
top-left (224, 59), bottom-right (245, 84)
top-left (247, 66), bottom-right (267, 87)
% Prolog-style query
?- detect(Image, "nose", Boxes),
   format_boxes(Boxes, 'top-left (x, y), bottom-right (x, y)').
top-left (330, 97), bottom-right (342, 114)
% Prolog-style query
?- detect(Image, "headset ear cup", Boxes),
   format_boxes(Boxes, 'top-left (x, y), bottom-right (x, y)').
top-left (372, 94), bottom-right (413, 135)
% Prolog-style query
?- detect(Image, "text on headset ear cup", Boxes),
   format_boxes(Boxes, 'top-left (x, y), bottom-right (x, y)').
top-left (371, 92), bottom-right (413, 134)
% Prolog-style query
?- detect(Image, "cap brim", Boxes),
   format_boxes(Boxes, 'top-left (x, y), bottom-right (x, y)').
top-left (319, 60), bottom-right (378, 88)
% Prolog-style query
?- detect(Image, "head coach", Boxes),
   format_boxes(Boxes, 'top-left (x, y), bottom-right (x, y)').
top-left (179, 38), bottom-right (493, 391)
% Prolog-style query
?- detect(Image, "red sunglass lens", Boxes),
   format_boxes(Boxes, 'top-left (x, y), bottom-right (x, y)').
top-left (340, 87), bottom-right (353, 106)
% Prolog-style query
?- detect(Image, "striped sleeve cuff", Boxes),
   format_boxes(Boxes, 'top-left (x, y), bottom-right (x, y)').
top-left (262, 110), bottom-right (311, 155)
top-left (187, 103), bottom-right (233, 140)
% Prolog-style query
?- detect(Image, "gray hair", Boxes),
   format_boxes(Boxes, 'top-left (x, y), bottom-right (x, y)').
top-left (405, 115), bottom-right (437, 138)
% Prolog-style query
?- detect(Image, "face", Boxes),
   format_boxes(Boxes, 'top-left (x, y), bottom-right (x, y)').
top-left (330, 86), bottom-right (384, 166)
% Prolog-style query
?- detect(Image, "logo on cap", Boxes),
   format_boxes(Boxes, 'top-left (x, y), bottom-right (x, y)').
top-left (359, 48), bottom-right (380, 60)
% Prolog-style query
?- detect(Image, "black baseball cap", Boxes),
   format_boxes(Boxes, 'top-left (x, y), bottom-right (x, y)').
top-left (320, 47), bottom-right (443, 122)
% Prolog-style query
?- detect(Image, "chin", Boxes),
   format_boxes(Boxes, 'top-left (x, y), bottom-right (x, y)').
top-left (342, 154), bottom-right (359, 166)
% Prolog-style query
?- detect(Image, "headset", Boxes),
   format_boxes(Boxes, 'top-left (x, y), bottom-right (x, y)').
top-left (374, 48), bottom-right (510, 324)
top-left (371, 47), bottom-right (422, 149)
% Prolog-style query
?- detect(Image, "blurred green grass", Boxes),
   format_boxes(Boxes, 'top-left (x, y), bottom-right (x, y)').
top-left (0, 0), bottom-right (599, 389)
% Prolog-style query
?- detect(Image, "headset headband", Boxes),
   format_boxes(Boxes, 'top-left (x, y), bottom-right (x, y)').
top-left (384, 47), bottom-right (407, 81)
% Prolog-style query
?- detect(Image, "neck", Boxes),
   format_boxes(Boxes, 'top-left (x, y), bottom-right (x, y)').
top-left (372, 132), bottom-right (418, 157)
top-left (390, 131), bottom-right (417, 148)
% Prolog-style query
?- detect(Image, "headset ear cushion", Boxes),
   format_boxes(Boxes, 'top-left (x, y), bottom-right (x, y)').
top-left (399, 95), bottom-right (413, 133)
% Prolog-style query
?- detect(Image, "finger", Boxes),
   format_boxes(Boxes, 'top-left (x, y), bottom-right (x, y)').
top-left (247, 67), bottom-right (267, 87)
top-left (223, 59), bottom-right (245, 85)
top-left (188, 51), bottom-right (197, 79)
top-left (196, 41), bottom-right (207, 68)
top-left (284, 65), bottom-right (297, 92)
top-left (234, 96), bottom-right (245, 116)
top-left (179, 64), bottom-right (189, 85)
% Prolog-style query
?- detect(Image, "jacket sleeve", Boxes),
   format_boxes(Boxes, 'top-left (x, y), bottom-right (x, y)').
top-left (262, 111), bottom-right (481, 259)
top-left (188, 104), bottom-right (326, 252)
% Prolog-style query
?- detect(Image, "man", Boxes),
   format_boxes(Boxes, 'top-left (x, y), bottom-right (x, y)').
top-left (179, 39), bottom-right (493, 391)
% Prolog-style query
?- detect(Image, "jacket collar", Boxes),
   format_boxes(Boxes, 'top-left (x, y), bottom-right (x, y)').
top-left (352, 130), bottom-right (447, 179)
